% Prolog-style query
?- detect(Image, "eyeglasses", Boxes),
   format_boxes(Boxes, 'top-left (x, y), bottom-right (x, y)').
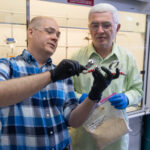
top-left (89, 22), bottom-right (113, 31)
top-left (34, 27), bottom-right (61, 38)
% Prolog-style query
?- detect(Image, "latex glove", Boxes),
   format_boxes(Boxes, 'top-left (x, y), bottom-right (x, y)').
top-left (50, 59), bottom-right (86, 82)
top-left (79, 93), bottom-right (88, 103)
top-left (108, 93), bottom-right (129, 109)
top-left (88, 67), bottom-right (120, 102)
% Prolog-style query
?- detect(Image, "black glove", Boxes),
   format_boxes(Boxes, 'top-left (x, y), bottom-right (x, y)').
top-left (50, 59), bottom-right (86, 82)
top-left (88, 66), bottom-right (120, 102)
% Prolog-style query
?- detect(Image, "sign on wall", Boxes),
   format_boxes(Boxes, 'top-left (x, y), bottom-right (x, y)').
top-left (67, 0), bottom-right (94, 6)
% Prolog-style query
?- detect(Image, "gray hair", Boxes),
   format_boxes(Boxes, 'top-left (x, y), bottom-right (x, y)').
top-left (88, 3), bottom-right (119, 25)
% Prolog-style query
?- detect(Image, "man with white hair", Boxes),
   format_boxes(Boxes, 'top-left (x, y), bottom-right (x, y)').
top-left (71, 3), bottom-right (143, 150)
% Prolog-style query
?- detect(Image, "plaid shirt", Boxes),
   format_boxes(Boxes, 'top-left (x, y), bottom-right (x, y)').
top-left (0, 50), bottom-right (78, 150)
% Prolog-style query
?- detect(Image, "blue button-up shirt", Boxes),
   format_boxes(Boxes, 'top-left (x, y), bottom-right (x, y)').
top-left (0, 50), bottom-right (78, 150)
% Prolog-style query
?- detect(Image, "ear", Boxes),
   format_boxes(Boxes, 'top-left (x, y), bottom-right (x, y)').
top-left (116, 24), bottom-right (121, 32)
top-left (88, 23), bottom-right (90, 29)
top-left (88, 24), bottom-right (92, 35)
top-left (27, 28), bottom-right (34, 38)
top-left (88, 24), bottom-right (91, 31)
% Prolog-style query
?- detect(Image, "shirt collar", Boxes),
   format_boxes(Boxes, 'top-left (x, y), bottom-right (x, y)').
top-left (87, 44), bottom-right (98, 59)
top-left (111, 43), bottom-right (120, 61)
top-left (22, 49), bottom-right (35, 63)
top-left (87, 43), bottom-right (120, 61)
top-left (22, 49), bottom-right (52, 66)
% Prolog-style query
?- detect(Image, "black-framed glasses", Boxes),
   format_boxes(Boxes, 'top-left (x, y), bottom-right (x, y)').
top-left (34, 27), bottom-right (61, 38)
top-left (89, 22), bottom-right (113, 31)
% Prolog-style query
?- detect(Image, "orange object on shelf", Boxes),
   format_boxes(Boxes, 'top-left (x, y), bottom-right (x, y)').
top-left (8, 55), bottom-right (15, 58)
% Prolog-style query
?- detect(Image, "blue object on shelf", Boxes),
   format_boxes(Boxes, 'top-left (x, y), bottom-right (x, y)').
top-left (6, 38), bottom-right (16, 44)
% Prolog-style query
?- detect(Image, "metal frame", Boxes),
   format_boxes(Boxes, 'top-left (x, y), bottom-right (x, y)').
top-left (26, 0), bottom-right (30, 29)
top-left (144, 15), bottom-right (150, 109)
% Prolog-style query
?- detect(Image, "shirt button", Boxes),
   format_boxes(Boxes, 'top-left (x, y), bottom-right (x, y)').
top-left (50, 130), bottom-right (54, 135)
top-left (43, 97), bottom-right (46, 100)
top-left (46, 113), bottom-right (50, 117)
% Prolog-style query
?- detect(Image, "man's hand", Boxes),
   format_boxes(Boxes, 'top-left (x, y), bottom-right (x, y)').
top-left (88, 67), bottom-right (120, 102)
top-left (108, 93), bottom-right (129, 109)
top-left (50, 59), bottom-right (86, 82)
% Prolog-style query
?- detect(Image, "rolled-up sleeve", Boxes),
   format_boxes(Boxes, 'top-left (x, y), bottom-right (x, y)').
top-left (0, 58), bottom-right (11, 81)
top-left (125, 56), bottom-right (143, 106)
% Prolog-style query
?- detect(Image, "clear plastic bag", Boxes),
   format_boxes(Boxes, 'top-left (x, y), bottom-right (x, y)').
top-left (83, 102), bottom-right (130, 150)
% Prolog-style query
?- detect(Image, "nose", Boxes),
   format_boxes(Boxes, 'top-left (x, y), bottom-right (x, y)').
top-left (97, 25), bottom-right (105, 33)
top-left (51, 33), bottom-right (58, 42)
